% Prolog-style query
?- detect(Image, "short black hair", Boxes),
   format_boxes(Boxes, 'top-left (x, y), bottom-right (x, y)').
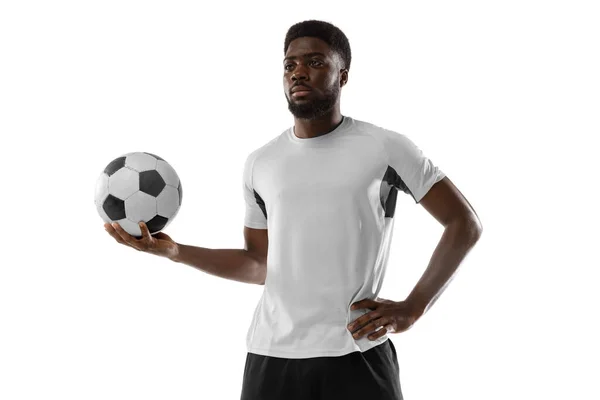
top-left (284, 20), bottom-right (352, 71)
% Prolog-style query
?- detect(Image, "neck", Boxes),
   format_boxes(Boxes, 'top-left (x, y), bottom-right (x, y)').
top-left (293, 108), bottom-right (343, 139)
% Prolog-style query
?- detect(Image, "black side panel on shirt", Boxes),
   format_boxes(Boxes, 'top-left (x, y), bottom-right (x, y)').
top-left (381, 165), bottom-right (415, 217)
top-left (253, 189), bottom-right (268, 220)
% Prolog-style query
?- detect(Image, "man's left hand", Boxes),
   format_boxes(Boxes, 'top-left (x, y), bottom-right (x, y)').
top-left (347, 297), bottom-right (424, 341)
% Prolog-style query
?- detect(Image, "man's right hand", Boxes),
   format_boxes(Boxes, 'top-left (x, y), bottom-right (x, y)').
top-left (104, 221), bottom-right (179, 260)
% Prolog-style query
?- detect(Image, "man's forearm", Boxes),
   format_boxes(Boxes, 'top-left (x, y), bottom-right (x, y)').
top-left (169, 244), bottom-right (266, 285)
top-left (405, 217), bottom-right (482, 316)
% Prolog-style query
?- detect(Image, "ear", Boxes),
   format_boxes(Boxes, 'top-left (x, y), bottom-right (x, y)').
top-left (340, 69), bottom-right (349, 87)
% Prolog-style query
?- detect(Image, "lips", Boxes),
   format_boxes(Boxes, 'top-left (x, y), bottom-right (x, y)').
top-left (291, 85), bottom-right (312, 93)
top-left (291, 85), bottom-right (312, 98)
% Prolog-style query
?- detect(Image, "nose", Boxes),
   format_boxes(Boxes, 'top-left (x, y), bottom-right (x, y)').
top-left (291, 67), bottom-right (308, 82)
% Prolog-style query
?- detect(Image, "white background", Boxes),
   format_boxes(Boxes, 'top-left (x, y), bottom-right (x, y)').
top-left (1, 1), bottom-right (598, 399)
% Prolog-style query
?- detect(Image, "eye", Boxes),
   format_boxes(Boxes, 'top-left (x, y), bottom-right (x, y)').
top-left (310, 60), bottom-right (324, 67)
top-left (284, 64), bottom-right (294, 71)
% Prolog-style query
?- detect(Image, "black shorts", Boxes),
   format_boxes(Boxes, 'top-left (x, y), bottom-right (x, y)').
top-left (240, 338), bottom-right (403, 400)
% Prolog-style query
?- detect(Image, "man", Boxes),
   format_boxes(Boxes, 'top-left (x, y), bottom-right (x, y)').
top-left (105, 19), bottom-right (482, 400)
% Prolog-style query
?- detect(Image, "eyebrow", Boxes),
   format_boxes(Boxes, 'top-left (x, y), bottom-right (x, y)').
top-left (283, 52), bottom-right (327, 62)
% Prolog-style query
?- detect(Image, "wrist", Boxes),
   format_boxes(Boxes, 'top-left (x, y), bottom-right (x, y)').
top-left (404, 294), bottom-right (428, 317)
top-left (168, 242), bottom-right (182, 262)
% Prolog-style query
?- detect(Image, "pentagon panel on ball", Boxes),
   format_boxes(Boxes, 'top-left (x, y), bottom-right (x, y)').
top-left (94, 152), bottom-right (183, 237)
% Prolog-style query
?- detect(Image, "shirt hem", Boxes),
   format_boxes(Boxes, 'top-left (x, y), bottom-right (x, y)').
top-left (415, 171), bottom-right (446, 203)
top-left (246, 336), bottom-right (389, 359)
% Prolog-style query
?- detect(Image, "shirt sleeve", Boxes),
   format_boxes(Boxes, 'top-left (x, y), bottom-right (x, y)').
top-left (381, 129), bottom-right (446, 203)
top-left (242, 151), bottom-right (268, 229)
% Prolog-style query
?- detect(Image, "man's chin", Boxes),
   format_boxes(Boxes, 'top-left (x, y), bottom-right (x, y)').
top-left (288, 105), bottom-right (321, 120)
top-left (286, 94), bottom-right (337, 120)
top-left (289, 95), bottom-right (312, 104)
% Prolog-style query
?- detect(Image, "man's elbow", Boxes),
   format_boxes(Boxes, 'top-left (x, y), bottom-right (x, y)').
top-left (454, 213), bottom-right (483, 244)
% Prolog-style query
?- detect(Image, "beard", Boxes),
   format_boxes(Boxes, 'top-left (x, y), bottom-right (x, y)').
top-left (286, 84), bottom-right (339, 120)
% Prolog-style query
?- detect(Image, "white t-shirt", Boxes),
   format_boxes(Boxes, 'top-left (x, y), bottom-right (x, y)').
top-left (242, 116), bottom-right (445, 359)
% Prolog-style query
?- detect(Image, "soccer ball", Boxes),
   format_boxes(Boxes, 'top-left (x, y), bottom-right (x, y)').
top-left (95, 152), bottom-right (182, 237)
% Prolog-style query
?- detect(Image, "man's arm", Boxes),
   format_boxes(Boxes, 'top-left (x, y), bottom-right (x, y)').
top-left (171, 226), bottom-right (268, 285)
top-left (404, 176), bottom-right (483, 316)
top-left (106, 222), bottom-right (268, 286)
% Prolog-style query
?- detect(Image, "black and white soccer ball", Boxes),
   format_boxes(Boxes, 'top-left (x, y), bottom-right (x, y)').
top-left (95, 152), bottom-right (182, 237)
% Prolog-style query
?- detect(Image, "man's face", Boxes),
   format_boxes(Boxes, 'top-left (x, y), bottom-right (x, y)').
top-left (283, 37), bottom-right (347, 120)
